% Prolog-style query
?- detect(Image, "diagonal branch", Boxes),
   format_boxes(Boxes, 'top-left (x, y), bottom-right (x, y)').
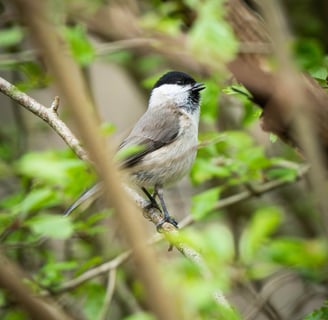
top-left (0, 77), bottom-right (89, 162)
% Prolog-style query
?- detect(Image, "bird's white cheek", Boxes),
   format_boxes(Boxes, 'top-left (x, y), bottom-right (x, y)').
top-left (148, 85), bottom-right (190, 109)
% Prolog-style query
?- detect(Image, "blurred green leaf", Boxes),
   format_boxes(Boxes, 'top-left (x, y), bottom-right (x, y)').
top-left (74, 209), bottom-right (112, 235)
top-left (26, 214), bottom-right (74, 239)
top-left (269, 133), bottom-right (278, 143)
top-left (188, 0), bottom-right (237, 68)
top-left (3, 310), bottom-right (26, 320)
top-left (266, 167), bottom-right (298, 182)
top-left (192, 187), bottom-right (221, 220)
top-left (240, 207), bottom-right (283, 263)
top-left (12, 188), bottom-right (59, 214)
top-left (37, 260), bottom-right (78, 286)
top-left (204, 224), bottom-right (235, 264)
top-left (75, 256), bottom-right (103, 276)
top-left (294, 38), bottom-right (325, 71)
top-left (140, 2), bottom-right (181, 35)
top-left (309, 66), bottom-right (328, 80)
top-left (266, 237), bottom-right (328, 270)
top-left (200, 79), bottom-right (220, 123)
top-left (15, 150), bottom-right (93, 193)
top-left (0, 26), bottom-right (23, 48)
top-left (15, 62), bottom-right (50, 91)
top-left (63, 25), bottom-right (95, 66)
top-left (191, 158), bottom-right (230, 184)
top-left (99, 122), bottom-right (116, 136)
top-left (124, 312), bottom-right (156, 320)
top-left (116, 144), bottom-right (146, 163)
top-left (78, 282), bottom-right (106, 320)
top-left (103, 50), bottom-right (133, 64)
top-left (304, 301), bottom-right (328, 320)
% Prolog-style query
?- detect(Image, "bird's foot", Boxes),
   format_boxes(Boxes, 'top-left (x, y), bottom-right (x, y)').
top-left (156, 214), bottom-right (179, 232)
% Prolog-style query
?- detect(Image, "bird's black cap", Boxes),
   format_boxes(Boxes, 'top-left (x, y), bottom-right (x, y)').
top-left (152, 71), bottom-right (197, 89)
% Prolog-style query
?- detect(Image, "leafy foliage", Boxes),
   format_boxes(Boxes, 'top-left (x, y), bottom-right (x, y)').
top-left (305, 301), bottom-right (328, 320)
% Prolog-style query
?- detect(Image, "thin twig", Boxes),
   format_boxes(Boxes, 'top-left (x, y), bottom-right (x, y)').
top-left (0, 76), bottom-right (89, 162)
top-left (98, 269), bottom-right (117, 320)
top-left (54, 251), bottom-right (130, 294)
top-left (243, 272), bottom-right (296, 320)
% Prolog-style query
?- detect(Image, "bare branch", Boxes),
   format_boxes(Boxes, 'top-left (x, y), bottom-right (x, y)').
top-left (0, 76), bottom-right (89, 162)
top-left (0, 254), bottom-right (72, 320)
top-left (98, 269), bottom-right (117, 320)
top-left (54, 251), bottom-right (130, 294)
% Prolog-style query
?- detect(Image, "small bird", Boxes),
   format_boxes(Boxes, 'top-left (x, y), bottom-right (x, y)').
top-left (64, 71), bottom-right (205, 229)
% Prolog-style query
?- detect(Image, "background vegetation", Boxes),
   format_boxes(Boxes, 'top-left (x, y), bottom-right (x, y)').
top-left (0, 0), bottom-right (327, 319)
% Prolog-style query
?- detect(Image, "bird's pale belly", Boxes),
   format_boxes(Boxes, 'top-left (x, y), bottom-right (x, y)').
top-left (128, 134), bottom-right (198, 188)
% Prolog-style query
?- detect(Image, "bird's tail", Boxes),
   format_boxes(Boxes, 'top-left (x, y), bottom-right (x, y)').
top-left (64, 183), bottom-right (102, 216)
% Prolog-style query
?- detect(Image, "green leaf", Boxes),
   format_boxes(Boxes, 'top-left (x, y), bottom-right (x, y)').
top-left (200, 79), bottom-right (220, 123)
top-left (191, 158), bottom-right (230, 184)
top-left (99, 122), bottom-right (116, 136)
top-left (78, 282), bottom-right (106, 319)
top-left (294, 38), bottom-right (325, 71)
top-left (26, 214), bottom-right (74, 239)
top-left (13, 188), bottom-right (59, 214)
top-left (15, 62), bottom-right (50, 91)
top-left (192, 187), bottom-right (221, 220)
top-left (15, 150), bottom-right (92, 191)
top-left (63, 25), bottom-right (95, 66)
top-left (124, 312), bottom-right (156, 320)
top-left (304, 301), bottom-right (328, 320)
top-left (188, 0), bottom-right (238, 68)
top-left (204, 224), bottom-right (235, 263)
top-left (2, 310), bottom-right (26, 320)
top-left (266, 167), bottom-right (298, 182)
top-left (115, 144), bottom-right (146, 162)
top-left (240, 207), bottom-right (283, 263)
top-left (37, 260), bottom-right (78, 286)
top-left (266, 237), bottom-right (328, 270)
top-left (0, 26), bottom-right (23, 48)
top-left (269, 133), bottom-right (278, 143)
top-left (309, 66), bottom-right (328, 80)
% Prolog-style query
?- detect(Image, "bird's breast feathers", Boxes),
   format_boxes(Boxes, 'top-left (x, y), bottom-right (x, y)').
top-left (127, 108), bottom-right (199, 187)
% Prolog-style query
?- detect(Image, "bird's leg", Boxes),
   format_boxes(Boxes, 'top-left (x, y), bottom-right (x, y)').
top-left (141, 187), bottom-right (161, 211)
top-left (154, 185), bottom-right (179, 231)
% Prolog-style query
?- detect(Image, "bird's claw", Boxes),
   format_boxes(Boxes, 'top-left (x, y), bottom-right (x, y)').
top-left (156, 215), bottom-right (179, 232)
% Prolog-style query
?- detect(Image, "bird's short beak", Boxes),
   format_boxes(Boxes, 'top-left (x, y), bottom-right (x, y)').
top-left (192, 82), bottom-right (205, 92)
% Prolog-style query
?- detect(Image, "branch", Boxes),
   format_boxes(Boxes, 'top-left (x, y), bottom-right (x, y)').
top-left (0, 76), bottom-right (89, 162)
top-left (243, 272), bottom-right (296, 320)
top-left (98, 269), bottom-right (117, 320)
top-left (0, 254), bottom-right (72, 320)
top-left (13, 1), bottom-right (180, 319)
top-left (181, 163), bottom-right (309, 227)
top-left (53, 251), bottom-right (130, 294)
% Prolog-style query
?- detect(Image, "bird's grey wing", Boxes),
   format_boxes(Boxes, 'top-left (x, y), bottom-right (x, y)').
top-left (120, 106), bottom-right (180, 168)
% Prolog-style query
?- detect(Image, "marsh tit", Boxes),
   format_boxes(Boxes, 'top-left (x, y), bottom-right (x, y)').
top-left (64, 71), bottom-right (205, 229)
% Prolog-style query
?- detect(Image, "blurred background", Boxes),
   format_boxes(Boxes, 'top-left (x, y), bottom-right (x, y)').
top-left (0, 0), bottom-right (327, 319)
